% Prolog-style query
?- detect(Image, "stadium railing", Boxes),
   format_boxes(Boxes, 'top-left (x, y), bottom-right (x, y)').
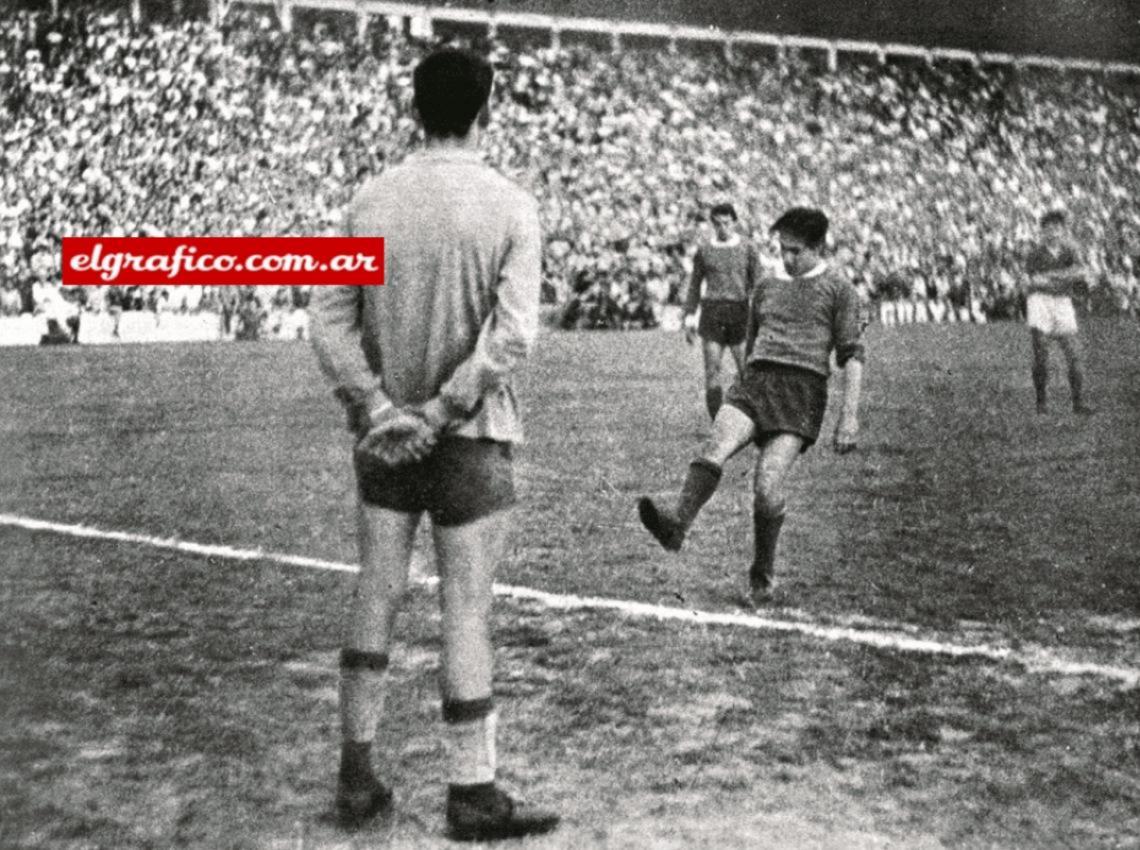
top-left (229, 0), bottom-right (1140, 75)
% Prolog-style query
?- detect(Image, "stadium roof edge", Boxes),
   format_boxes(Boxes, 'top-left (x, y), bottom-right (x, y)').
top-left (232, 0), bottom-right (1140, 75)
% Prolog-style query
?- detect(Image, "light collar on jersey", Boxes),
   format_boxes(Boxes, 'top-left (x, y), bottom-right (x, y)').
top-left (800, 260), bottom-right (829, 279)
top-left (775, 260), bottom-right (830, 281)
top-left (709, 233), bottom-right (741, 248)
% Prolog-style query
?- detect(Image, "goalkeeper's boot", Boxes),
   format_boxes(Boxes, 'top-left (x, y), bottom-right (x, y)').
top-left (638, 497), bottom-right (685, 552)
top-left (446, 784), bottom-right (560, 842)
top-left (1073, 402), bottom-right (1095, 416)
top-left (335, 778), bottom-right (393, 831)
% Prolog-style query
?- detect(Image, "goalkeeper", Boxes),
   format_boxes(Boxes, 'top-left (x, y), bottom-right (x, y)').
top-left (310, 49), bottom-right (558, 842)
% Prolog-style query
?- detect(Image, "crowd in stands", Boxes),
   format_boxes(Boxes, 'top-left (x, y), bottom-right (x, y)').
top-left (1, 4), bottom-right (1138, 333)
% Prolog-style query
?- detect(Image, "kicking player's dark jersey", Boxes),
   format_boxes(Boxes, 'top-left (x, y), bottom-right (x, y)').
top-left (684, 238), bottom-right (759, 314)
top-left (746, 264), bottom-right (865, 378)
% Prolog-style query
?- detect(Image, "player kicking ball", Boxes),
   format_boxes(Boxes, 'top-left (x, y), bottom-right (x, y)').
top-left (1024, 210), bottom-right (1094, 415)
top-left (638, 208), bottom-right (865, 608)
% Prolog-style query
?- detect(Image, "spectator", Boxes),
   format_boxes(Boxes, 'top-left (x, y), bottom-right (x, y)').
top-left (0, 280), bottom-right (22, 316)
top-left (0, 7), bottom-right (1136, 325)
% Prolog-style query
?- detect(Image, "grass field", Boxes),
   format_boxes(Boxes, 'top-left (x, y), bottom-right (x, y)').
top-left (2, 319), bottom-right (1139, 849)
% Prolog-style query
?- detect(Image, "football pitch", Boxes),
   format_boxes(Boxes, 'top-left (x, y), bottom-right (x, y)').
top-left (2, 320), bottom-right (1138, 849)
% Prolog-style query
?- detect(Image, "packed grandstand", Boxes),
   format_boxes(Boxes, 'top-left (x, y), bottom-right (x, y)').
top-left (1, 3), bottom-right (1138, 338)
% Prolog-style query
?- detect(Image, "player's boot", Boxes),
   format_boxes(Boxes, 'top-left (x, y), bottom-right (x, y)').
top-left (335, 778), bottom-right (394, 830)
top-left (638, 497), bottom-right (685, 552)
top-left (747, 576), bottom-right (776, 608)
top-left (1073, 402), bottom-right (1095, 416)
top-left (446, 784), bottom-right (560, 842)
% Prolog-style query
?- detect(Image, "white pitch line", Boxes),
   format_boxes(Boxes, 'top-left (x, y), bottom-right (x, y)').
top-left (2, 512), bottom-right (1136, 689)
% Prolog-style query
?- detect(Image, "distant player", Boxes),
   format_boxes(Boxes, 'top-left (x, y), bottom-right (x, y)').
top-left (640, 208), bottom-right (864, 607)
top-left (1024, 210), bottom-right (1093, 415)
top-left (682, 203), bottom-right (761, 419)
top-left (310, 48), bottom-right (558, 842)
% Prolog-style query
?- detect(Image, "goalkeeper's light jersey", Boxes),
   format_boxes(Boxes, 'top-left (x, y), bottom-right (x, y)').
top-left (746, 262), bottom-right (866, 378)
top-left (684, 236), bottom-right (759, 313)
top-left (309, 148), bottom-right (541, 444)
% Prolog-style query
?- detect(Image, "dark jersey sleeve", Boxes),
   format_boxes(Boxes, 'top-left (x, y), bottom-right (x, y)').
top-left (746, 244), bottom-right (760, 297)
top-left (831, 281), bottom-right (866, 367)
top-left (1024, 245), bottom-right (1048, 275)
top-left (684, 248), bottom-right (704, 315)
top-left (745, 282), bottom-right (763, 356)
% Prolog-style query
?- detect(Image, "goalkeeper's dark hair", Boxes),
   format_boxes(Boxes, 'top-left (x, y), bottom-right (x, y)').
top-left (710, 202), bottom-right (737, 222)
top-left (1040, 210), bottom-right (1067, 227)
top-left (413, 48), bottom-right (494, 139)
top-left (771, 207), bottom-right (829, 249)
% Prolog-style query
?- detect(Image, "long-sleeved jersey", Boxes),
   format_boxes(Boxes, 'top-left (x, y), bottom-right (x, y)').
top-left (1025, 240), bottom-right (1084, 298)
top-left (746, 262), bottom-right (865, 377)
top-left (309, 148), bottom-right (542, 443)
top-left (684, 237), bottom-right (760, 313)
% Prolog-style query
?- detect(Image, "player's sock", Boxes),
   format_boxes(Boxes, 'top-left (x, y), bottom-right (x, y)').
top-left (676, 458), bottom-right (723, 529)
top-left (749, 509), bottom-right (785, 603)
top-left (705, 386), bottom-right (723, 420)
top-left (1068, 364), bottom-right (1086, 411)
top-left (443, 697), bottom-right (497, 786)
top-left (338, 648), bottom-right (389, 789)
top-left (1032, 350), bottom-right (1049, 411)
top-left (336, 649), bottom-right (393, 827)
top-left (443, 697), bottom-right (560, 842)
top-left (339, 741), bottom-right (374, 788)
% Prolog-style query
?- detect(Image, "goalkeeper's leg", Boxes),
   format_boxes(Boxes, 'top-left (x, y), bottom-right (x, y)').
top-left (434, 511), bottom-right (559, 841)
top-left (336, 503), bottom-right (419, 827)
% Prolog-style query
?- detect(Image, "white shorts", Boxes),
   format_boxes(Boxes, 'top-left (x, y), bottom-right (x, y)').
top-left (1026, 294), bottom-right (1078, 337)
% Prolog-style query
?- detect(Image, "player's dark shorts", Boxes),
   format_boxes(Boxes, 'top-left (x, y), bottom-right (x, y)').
top-left (355, 437), bottom-right (515, 526)
top-left (698, 299), bottom-right (748, 346)
top-left (724, 362), bottom-right (828, 451)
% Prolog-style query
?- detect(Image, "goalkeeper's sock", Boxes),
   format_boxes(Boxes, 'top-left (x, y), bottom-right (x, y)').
top-left (705, 386), bottom-right (723, 420)
top-left (443, 698), bottom-right (497, 786)
top-left (676, 458), bottom-right (722, 529)
top-left (338, 648), bottom-right (389, 790)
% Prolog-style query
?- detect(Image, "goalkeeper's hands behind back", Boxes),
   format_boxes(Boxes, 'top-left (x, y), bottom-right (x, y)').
top-left (354, 400), bottom-right (438, 468)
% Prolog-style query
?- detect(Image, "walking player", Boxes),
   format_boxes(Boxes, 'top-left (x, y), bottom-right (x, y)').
top-left (682, 203), bottom-right (761, 419)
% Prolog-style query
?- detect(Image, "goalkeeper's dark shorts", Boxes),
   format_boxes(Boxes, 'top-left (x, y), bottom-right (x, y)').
top-left (724, 362), bottom-right (828, 452)
top-left (698, 299), bottom-right (749, 346)
top-left (355, 437), bottom-right (515, 526)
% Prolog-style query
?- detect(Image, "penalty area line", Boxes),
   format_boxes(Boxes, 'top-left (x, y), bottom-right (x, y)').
top-left (1, 512), bottom-right (1136, 689)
